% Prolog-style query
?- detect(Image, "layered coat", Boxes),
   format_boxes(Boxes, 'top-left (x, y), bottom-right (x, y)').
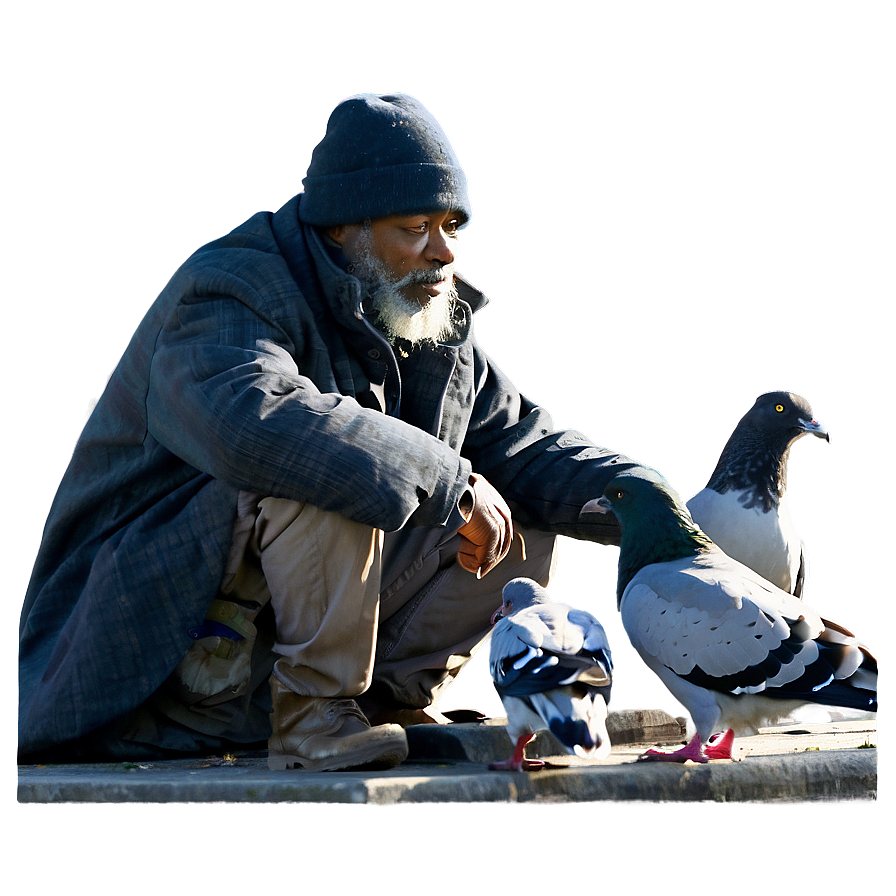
top-left (19, 194), bottom-right (641, 756)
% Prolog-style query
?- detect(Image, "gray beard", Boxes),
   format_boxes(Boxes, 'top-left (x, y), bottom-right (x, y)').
top-left (351, 231), bottom-right (458, 347)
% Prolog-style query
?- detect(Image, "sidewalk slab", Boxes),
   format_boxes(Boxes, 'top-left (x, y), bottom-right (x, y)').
top-left (403, 709), bottom-right (687, 763)
top-left (17, 714), bottom-right (877, 804)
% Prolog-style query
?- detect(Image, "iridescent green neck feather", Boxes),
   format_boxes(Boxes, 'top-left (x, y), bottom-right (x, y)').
top-left (603, 474), bottom-right (714, 606)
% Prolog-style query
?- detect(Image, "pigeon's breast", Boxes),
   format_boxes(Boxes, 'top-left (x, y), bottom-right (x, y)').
top-left (687, 487), bottom-right (800, 592)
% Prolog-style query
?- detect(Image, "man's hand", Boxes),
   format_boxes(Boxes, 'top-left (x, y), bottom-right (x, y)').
top-left (457, 473), bottom-right (513, 578)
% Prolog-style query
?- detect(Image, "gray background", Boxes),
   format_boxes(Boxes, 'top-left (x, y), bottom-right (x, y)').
top-left (0, 0), bottom-right (894, 894)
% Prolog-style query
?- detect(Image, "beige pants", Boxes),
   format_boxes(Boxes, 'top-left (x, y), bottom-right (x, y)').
top-left (221, 491), bottom-right (558, 710)
top-left (127, 491), bottom-right (556, 754)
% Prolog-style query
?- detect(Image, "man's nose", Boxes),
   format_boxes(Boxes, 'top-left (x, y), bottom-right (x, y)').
top-left (425, 228), bottom-right (455, 266)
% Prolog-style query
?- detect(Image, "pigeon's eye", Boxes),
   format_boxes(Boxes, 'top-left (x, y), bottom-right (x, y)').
top-left (616, 491), bottom-right (624, 500)
top-left (775, 404), bottom-right (785, 413)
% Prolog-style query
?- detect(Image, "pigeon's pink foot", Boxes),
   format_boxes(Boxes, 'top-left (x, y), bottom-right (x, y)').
top-left (489, 734), bottom-right (545, 772)
top-left (704, 728), bottom-right (735, 760)
top-left (638, 732), bottom-right (708, 764)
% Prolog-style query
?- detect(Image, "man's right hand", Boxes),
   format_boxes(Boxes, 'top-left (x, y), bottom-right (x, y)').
top-left (456, 473), bottom-right (513, 578)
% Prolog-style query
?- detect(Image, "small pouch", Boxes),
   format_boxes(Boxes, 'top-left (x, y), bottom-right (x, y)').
top-left (169, 599), bottom-right (261, 707)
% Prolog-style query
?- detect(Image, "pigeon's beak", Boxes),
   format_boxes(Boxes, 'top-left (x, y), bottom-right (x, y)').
top-left (580, 496), bottom-right (614, 516)
top-left (799, 417), bottom-right (830, 443)
top-left (490, 606), bottom-right (505, 626)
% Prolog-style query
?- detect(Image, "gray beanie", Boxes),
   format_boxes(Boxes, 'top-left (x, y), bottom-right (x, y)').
top-left (298, 93), bottom-right (471, 228)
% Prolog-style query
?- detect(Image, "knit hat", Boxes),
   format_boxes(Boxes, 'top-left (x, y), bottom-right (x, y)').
top-left (298, 93), bottom-right (471, 228)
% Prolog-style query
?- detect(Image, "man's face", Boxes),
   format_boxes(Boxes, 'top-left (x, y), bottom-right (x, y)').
top-left (328, 210), bottom-right (461, 307)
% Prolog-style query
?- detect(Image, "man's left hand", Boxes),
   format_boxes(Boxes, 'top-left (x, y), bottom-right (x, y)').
top-left (456, 473), bottom-right (513, 578)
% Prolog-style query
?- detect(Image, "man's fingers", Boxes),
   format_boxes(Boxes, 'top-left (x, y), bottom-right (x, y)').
top-left (482, 481), bottom-right (513, 563)
top-left (456, 472), bottom-right (514, 577)
top-left (458, 530), bottom-right (501, 577)
top-left (498, 512), bottom-right (513, 563)
top-left (457, 539), bottom-right (485, 576)
top-left (488, 504), bottom-right (513, 569)
top-left (478, 510), bottom-right (508, 573)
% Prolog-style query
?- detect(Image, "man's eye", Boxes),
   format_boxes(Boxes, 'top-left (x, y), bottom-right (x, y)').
top-left (444, 220), bottom-right (460, 236)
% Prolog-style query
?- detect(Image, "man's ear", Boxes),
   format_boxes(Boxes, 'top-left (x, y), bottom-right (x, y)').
top-left (324, 224), bottom-right (347, 245)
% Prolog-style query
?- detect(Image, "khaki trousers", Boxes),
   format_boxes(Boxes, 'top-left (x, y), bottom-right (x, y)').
top-left (223, 491), bottom-right (558, 710)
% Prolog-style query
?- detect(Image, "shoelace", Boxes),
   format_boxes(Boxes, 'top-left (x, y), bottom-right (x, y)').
top-left (326, 699), bottom-right (368, 723)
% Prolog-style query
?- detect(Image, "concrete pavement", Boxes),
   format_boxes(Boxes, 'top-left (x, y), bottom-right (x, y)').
top-left (17, 711), bottom-right (877, 804)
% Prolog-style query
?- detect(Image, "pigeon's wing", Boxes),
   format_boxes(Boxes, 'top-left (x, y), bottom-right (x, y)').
top-left (565, 608), bottom-right (614, 685)
top-left (620, 553), bottom-right (827, 696)
top-left (567, 608), bottom-right (613, 658)
top-left (793, 540), bottom-right (808, 598)
top-left (490, 606), bottom-right (611, 698)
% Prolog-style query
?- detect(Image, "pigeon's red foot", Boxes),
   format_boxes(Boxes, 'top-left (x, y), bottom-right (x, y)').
top-left (638, 732), bottom-right (708, 764)
top-left (704, 728), bottom-right (735, 760)
top-left (488, 734), bottom-right (544, 772)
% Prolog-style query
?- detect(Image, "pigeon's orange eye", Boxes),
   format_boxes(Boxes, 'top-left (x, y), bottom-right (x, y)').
top-left (616, 491), bottom-right (623, 499)
top-left (775, 404), bottom-right (784, 412)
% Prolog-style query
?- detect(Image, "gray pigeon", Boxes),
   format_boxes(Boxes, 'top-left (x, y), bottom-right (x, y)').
top-left (488, 577), bottom-right (613, 771)
top-left (582, 470), bottom-right (876, 763)
top-left (687, 391), bottom-right (829, 597)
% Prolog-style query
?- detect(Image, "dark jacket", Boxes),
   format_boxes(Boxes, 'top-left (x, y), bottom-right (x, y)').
top-left (19, 193), bottom-right (643, 756)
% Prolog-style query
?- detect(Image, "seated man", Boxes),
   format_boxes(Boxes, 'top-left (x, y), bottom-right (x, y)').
top-left (19, 93), bottom-right (648, 771)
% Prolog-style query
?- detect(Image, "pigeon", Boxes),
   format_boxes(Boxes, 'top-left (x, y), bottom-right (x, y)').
top-left (687, 391), bottom-right (829, 597)
top-left (488, 577), bottom-right (614, 771)
top-left (581, 470), bottom-right (876, 764)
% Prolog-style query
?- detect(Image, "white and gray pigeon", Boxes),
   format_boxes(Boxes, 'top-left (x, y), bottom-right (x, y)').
top-left (582, 470), bottom-right (876, 763)
top-left (687, 391), bottom-right (829, 597)
top-left (488, 577), bottom-right (613, 771)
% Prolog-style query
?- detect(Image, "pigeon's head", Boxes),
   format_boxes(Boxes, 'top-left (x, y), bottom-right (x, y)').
top-left (586, 469), bottom-right (688, 527)
top-left (742, 391), bottom-right (830, 445)
top-left (584, 471), bottom-right (714, 597)
top-left (491, 577), bottom-right (549, 624)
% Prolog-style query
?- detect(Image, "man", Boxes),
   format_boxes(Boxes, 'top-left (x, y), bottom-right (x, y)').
top-left (19, 94), bottom-right (648, 771)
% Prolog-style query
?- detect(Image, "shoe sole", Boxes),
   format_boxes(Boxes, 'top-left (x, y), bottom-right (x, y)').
top-left (267, 740), bottom-right (408, 773)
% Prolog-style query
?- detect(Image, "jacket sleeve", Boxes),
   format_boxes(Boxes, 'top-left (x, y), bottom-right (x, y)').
top-left (146, 285), bottom-right (471, 532)
top-left (461, 344), bottom-right (653, 544)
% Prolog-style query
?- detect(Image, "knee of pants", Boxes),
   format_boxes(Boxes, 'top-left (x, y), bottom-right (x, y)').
top-left (253, 496), bottom-right (361, 553)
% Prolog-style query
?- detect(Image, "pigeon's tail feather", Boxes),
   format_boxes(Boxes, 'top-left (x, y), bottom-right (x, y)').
top-left (680, 617), bottom-right (877, 714)
top-left (528, 689), bottom-right (611, 757)
top-left (849, 669), bottom-right (877, 692)
top-left (820, 616), bottom-right (858, 644)
top-left (809, 682), bottom-right (877, 714)
top-left (815, 628), bottom-right (877, 712)
top-left (822, 641), bottom-right (877, 712)
top-left (771, 639), bottom-right (877, 713)
top-left (549, 716), bottom-right (600, 752)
